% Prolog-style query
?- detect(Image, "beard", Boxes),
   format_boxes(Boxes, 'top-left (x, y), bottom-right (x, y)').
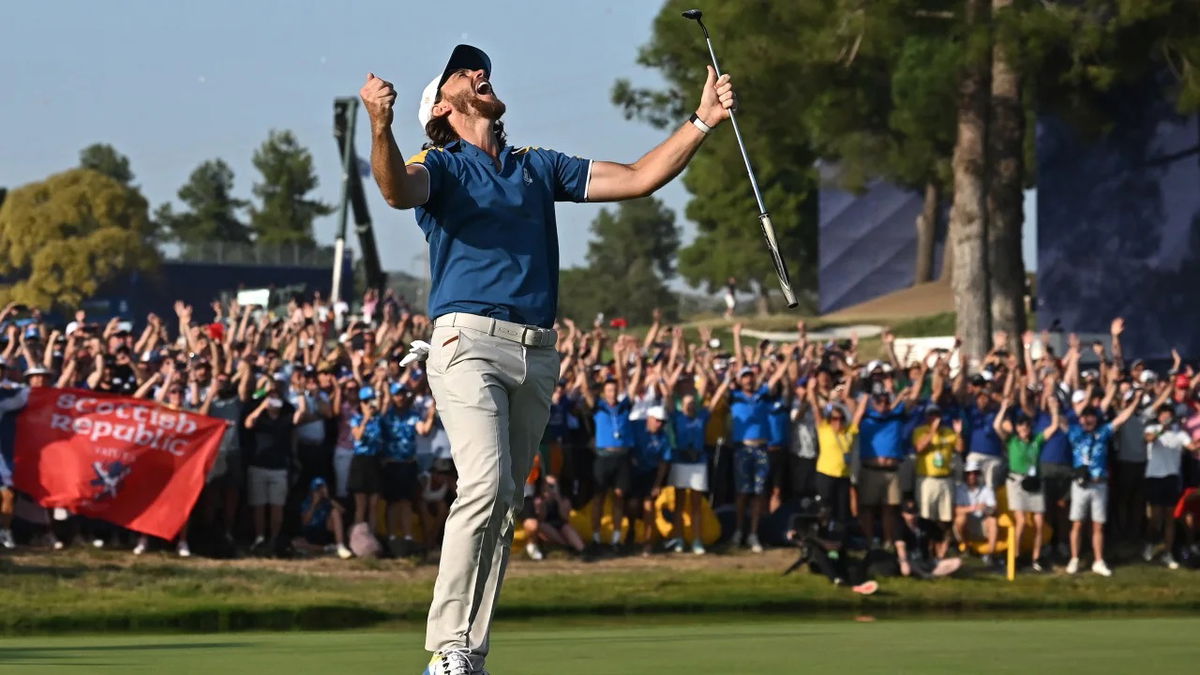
top-left (446, 88), bottom-right (506, 121)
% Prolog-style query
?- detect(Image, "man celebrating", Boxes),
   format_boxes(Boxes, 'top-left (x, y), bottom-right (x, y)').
top-left (360, 45), bottom-right (736, 675)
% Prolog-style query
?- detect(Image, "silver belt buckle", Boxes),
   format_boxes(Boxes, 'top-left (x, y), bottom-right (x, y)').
top-left (493, 320), bottom-right (523, 342)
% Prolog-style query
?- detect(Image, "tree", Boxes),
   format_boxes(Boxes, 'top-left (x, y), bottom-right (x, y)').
top-left (987, 0), bottom-right (1026, 345)
top-left (794, 6), bottom-right (959, 285)
top-left (948, 0), bottom-right (993, 359)
top-left (79, 143), bottom-right (135, 186)
top-left (156, 159), bottom-right (251, 250)
top-left (249, 130), bottom-right (332, 248)
top-left (558, 197), bottom-right (679, 325)
top-left (614, 1), bottom-right (818, 314)
top-left (0, 169), bottom-right (158, 309)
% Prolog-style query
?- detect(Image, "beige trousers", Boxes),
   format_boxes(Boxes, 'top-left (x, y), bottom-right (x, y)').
top-left (424, 322), bottom-right (559, 665)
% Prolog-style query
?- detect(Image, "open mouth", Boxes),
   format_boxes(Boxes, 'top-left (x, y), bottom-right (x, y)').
top-left (475, 80), bottom-right (492, 96)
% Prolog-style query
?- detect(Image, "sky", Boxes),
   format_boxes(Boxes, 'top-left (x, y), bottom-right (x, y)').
top-left (1, 0), bottom-right (1036, 285)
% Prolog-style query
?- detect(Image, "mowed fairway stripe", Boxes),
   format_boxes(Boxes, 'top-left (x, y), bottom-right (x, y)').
top-left (0, 617), bottom-right (1195, 674)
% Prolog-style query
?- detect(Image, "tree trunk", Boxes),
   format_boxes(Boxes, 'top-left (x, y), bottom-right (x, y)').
top-left (754, 281), bottom-right (771, 316)
top-left (915, 180), bottom-right (940, 284)
top-left (948, 0), bottom-right (992, 361)
top-left (939, 223), bottom-right (955, 283)
top-left (987, 0), bottom-right (1027, 350)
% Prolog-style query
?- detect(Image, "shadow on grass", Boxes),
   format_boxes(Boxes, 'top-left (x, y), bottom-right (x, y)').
top-left (0, 558), bottom-right (89, 579)
top-left (1, 606), bottom-right (392, 636)
top-left (0, 641), bottom-right (250, 666)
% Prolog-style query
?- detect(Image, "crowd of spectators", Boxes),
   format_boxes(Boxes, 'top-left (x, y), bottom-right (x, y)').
top-left (0, 296), bottom-right (1198, 581)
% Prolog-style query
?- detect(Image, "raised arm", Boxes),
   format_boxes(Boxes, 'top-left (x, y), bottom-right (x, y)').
top-left (642, 308), bottom-right (662, 354)
top-left (806, 380), bottom-right (825, 425)
top-left (1147, 376), bottom-right (1173, 413)
top-left (1109, 317), bottom-right (1125, 373)
top-left (851, 393), bottom-right (869, 428)
top-left (416, 401), bottom-right (437, 436)
top-left (766, 360), bottom-right (789, 393)
top-left (707, 370), bottom-right (733, 408)
top-left (1098, 381), bottom-right (1118, 416)
top-left (1043, 396), bottom-right (1062, 440)
top-left (993, 398), bottom-right (1012, 441)
top-left (731, 322), bottom-right (745, 371)
top-left (914, 418), bottom-right (940, 453)
top-left (577, 369), bottom-right (597, 410)
top-left (1063, 334), bottom-right (1081, 392)
top-left (881, 330), bottom-right (899, 369)
top-left (1110, 394), bottom-right (1139, 430)
top-left (586, 68), bottom-right (733, 201)
top-left (362, 74), bottom-right (431, 209)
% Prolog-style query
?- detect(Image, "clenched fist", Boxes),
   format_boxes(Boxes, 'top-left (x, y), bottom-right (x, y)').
top-left (360, 73), bottom-right (397, 129)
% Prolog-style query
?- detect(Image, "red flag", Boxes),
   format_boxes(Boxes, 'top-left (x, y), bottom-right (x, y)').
top-left (13, 388), bottom-right (225, 540)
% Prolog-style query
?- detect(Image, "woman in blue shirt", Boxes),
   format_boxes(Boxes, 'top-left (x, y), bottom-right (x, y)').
top-left (668, 393), bottom-right (711, 555)
top-left (348, 385), bottom-right (384, 532)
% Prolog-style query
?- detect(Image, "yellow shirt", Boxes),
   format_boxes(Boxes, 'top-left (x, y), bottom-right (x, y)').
top-left (705, 398), bottom-right (730, 446)
top-left (912, 424), bottom-right (957, 477)
top-left (816, 421), bottom-right (858, 478)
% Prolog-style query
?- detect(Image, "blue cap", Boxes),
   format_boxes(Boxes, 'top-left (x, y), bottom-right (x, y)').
top-left (389, 381), bottom-right (408, 396)
top-left (310, 476), bottom-right (327, 491)
top-left (358, 385), bottom-right (376, 401)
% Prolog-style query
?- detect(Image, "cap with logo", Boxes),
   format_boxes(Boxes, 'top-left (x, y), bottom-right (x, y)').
top-left (417, 44), bottom-right (492, 128)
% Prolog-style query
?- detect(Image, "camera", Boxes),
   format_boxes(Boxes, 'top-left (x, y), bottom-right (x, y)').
top-left (785, 497), bottom-right (828, 543)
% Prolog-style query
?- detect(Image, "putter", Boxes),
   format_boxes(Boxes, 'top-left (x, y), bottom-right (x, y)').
top-left (682, 8), bottom-right (798, 309)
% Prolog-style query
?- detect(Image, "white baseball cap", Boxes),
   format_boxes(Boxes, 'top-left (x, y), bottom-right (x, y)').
top-left (646, 406), bottom-right (668, 422)
top-left (417, 44), bottom-right (492, 129)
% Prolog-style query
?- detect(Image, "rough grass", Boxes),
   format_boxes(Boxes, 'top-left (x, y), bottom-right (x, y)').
top-left (1, 546), bottom-right (1197, 635)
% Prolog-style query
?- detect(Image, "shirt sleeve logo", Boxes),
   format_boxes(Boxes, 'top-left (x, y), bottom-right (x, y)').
top-left (522, 167), bottom-right (533, 185)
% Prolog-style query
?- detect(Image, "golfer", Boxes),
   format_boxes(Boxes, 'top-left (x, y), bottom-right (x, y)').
top-left (361, 44), bottom-right (735, 675)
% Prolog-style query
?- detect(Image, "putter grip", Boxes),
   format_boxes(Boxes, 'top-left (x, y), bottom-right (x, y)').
top-left (758, 213), bottom-right (798, 309)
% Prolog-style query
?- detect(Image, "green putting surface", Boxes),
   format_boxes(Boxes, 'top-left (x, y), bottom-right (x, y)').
top-left (0, 616), bottom-right (1195, 674)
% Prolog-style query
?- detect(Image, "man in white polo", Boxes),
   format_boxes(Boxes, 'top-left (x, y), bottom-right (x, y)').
top-left (360, 45), bottom-right (735, 675)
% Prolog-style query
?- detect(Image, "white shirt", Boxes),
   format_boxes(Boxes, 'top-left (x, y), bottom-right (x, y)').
top-left (1145, 424), bottom-right (1190, 478)
top-left (628, 385), bottom-right (662, 422)
top-left (789, 403), bottom-right (817, 459)
top-left (955, 483), bottom-right (996, 514)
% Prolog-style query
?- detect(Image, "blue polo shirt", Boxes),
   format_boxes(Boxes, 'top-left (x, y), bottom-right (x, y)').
top-left (731, 386), bottom-right (771, 442)
top-left (673, 408), bottom-right (710, 452)
top-left (965, 403), bottom-right (1004, 457)
top-left (594, 397), bottom-right (633, 451)
top-left (860, 402), bottom-right (908, 461)
top-left (1035, 410), bottom-right (1074, 465)
top-left (768, 396), bottom-right (790, 448)
top-left (408, 141), bottom-right (592, 328)
top-left (632, 427), bottom-right (673, 474)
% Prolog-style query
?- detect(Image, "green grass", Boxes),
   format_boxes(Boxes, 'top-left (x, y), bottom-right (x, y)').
top-left (2, 548), bottom-right (1200, 635)
top-left (0, 617), bottom-right (1196, 674)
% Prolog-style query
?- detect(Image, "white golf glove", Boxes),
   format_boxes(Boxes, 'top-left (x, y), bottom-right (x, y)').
top-left (399, 340), bottom-right (432, 368)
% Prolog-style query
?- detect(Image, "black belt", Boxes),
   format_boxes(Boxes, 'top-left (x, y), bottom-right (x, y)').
top-left (863, 464), bottom-right (899, 473)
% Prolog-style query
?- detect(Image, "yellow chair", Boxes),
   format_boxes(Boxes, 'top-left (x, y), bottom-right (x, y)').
top-left (962, 484), bottom-right (1053, 555)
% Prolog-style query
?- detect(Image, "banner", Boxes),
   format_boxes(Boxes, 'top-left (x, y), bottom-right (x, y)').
top-left (12, 388), bottom-right (225, 540)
